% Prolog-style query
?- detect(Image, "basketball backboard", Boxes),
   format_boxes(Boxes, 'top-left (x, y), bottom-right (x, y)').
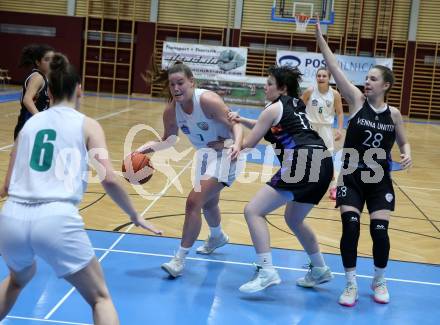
top-left (271, 0), bottom-right (335, 25)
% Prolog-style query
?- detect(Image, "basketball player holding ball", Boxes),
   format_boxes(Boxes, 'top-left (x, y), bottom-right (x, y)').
top-left (136, 62), bottom-right (243, 278)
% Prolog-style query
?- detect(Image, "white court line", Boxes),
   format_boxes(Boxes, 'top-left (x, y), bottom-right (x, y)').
top-left (0, 107), bottom-right (136, 152)
top-left (94, 107), bottom-right (134, 121)
top-left (6, 315), bottom-right (91, 325)
top-left (0, 144), bottom-right (13, 151)
top-left (398, 185), bottom-right (440, 192)
top-left (43, 160), bottom-right (192, 320)
top-left (92, 247), bottom-right (440, 287)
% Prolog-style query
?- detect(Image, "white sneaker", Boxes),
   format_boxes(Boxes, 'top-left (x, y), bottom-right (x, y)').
top-left (296, 265), bottom-right (334, 288)
top-left (338, 282), bottom-right (359, 307)
top-left (239, 265), bottom-right (281, 293)
top-left (196, 233), bottom-right (229, 255)
top-left (161, 257), bottom-right (185, 278)
top-left (372, 277), bottom-right (390, 304)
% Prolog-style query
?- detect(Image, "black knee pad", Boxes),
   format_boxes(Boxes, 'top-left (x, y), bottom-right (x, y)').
top-left (370, 219), bottom-right (390, 268)
top-left (340, 211), bottom-right (361, 268)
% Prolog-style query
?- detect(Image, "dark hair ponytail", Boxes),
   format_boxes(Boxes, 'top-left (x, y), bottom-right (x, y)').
top-left (49, 53), bottom-right (80, 101)
top-left (19, 44), bottom-right (54, 68)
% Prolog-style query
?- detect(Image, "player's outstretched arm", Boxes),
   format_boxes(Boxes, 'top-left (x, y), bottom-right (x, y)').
top-left (84, 117), bottom-right (163, 235)
top-left (242, 102), bottom-right (279, 149)
top-left (227, 111), bottom-right (257, 129)
top-left (315, 18), bottom-right (363, 116)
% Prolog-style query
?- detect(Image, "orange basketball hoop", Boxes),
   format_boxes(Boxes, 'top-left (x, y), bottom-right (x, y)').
top-left (295, 14), bottom-right (310, 33)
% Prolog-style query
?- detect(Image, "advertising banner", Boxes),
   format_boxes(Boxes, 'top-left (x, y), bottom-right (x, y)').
top-left (162, 42), bottom-right (248, 78)
top-left (276, 50), bottom-right (393, 86)
top-left (198, 75), bottom-right (267, 106)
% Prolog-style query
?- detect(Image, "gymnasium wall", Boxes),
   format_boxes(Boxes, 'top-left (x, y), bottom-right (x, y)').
top-left (0, 0), bottom-right (439, 118)
top-left (0, 11), bottom-right (83, 84)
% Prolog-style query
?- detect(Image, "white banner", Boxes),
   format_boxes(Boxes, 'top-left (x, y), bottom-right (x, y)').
top-left (198, 75), bottom-right (267, 105)
top-left (162, 42), bottom-right (248, 79)
top-left (276, 50), bottom-right (393, 86)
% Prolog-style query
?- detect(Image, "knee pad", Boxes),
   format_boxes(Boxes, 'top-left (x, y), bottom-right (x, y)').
top-left (370, 219), bottom-right (390, 268)
top-left (340, 211), bottom-right (361, 268)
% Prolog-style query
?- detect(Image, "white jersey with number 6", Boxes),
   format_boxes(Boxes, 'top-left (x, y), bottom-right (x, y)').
top-left (305, 86), bottom-right (335, 125)
top-left (8, 105), bottom-right (88, 204)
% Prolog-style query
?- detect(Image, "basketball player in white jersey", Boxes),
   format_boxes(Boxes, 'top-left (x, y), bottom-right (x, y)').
top-left (0, 53), bottom-right (162, 324)
top-left (302, 67), bottom-right (344, 200)
top-left (137, 62), bottom-right (243, 278)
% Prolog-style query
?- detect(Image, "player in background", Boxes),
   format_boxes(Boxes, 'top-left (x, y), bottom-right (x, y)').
top-left (14, 44), bottom-right (54, 140)
top-left (302, 67), bottom-right (344, 200)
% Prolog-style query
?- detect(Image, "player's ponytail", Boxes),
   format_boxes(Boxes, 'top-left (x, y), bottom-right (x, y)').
top-left (49, 53), bottom-right (80, 101)
top-left (145, 52), bottom-right (194, 101)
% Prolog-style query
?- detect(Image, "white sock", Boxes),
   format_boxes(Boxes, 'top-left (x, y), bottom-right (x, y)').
top-left (345, 270), bottom-right (357, 285)
top-left (257, 252), bottom-right (273, 269)
top-left (209, 225), bottom-right (222, 238)
top-left (374, 267), bottom-right (385, 279)
top-left (309, 252), bottom-right (325, 268)
top-left (176, 246), bottom-right (190, 259)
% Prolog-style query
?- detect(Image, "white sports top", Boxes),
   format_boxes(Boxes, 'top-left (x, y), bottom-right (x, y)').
top-left (175, 88), bottom-right (232, 149)
top-left (305, 86), bottom-right (335, 125)
top-left (8, 105), bottom-right (88, 204)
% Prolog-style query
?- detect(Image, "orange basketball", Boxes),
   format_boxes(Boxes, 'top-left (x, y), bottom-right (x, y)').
top-left (122, 152), bottom-right (154, 184)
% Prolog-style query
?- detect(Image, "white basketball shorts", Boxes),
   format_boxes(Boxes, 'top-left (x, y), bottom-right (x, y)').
top-left (0, 200), bottom-right (94, 278)
top-left (311, 123), bottom-right (334, 153)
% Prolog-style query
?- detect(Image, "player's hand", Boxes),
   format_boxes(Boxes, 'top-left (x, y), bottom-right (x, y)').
top-left (228, 142), bottom-right (241, 160)
top-left (400, 153), bottom-right (412, 170)
top-left (131, 214), bottom-right (163, 235)
top-left (315, 15), bottom-right (322, 37)
top-left (0, 185), bottom-right (8, 198)
top-left (136, 141), bottom-right (156, 154)
top-left (227, 111), bottom-right (241, 123)
top-left (335, 129), bottom-right (343, 141)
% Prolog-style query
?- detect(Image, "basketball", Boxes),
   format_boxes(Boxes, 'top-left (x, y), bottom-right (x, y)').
top-left (122, 152), bottom-right (154, 184)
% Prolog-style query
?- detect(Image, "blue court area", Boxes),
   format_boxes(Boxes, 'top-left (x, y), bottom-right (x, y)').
top-left (0, 92), bottom-right (20, 103)
top-left (1, 230), bottom-right (439, 325)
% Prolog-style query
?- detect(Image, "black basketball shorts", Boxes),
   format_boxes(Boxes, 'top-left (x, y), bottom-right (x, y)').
top-left (336, 168), bottom-right (395, 213)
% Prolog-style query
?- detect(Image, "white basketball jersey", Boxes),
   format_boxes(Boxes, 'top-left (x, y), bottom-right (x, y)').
top-left (305, 86), bottom-right (335, 125)
top-left (8, 105), bottom-right (88, 204)
top-left (175, 88), bottom-right (232, 149)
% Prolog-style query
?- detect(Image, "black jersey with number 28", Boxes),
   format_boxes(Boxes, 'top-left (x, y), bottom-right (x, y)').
top-left (343, 99), bottom-right (396, 170)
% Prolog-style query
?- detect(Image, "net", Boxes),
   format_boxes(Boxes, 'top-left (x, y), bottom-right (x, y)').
top-left (295, 14), bottom-right (311, 32)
